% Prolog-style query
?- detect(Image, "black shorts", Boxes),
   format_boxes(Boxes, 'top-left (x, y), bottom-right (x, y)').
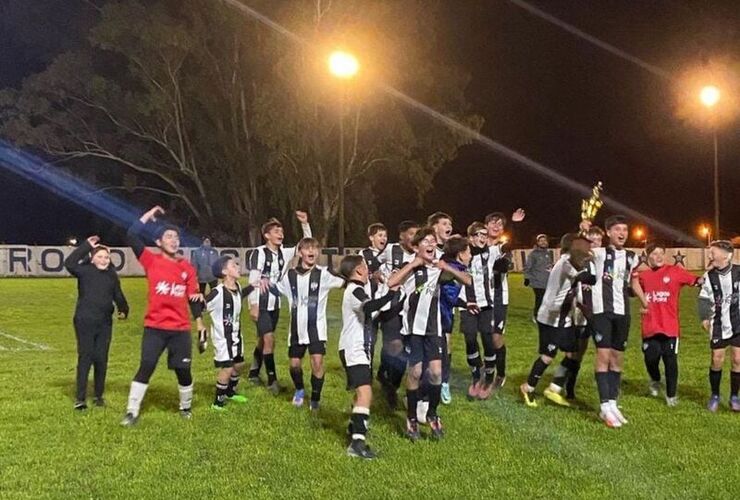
top-left (288, 341), bottom-right (326, 358)
top-left (407, 335), bottom-right (443, 366)
top-left (339, 351), bottom-right (372, 389)
top-left (493, 304), bottom-right (508, 334)
top-left (460, 308), bottom-right (494, 336)
top-left (141, 328), bottom-right (192, 370)
top-left (256, 309), bottom-right (280, 336)
top-left (537, 323), bottom-right (577, 357)
top-left (591, 313), bottom-right (630, 351)
top-left (380, 314), bottom-right (404, 343)
top-left (642, 334), bottom-right (678, 356)
top-left (710, 334), bottom-right (740, 350)
top-left (576, 325), bottom-right (592, 341)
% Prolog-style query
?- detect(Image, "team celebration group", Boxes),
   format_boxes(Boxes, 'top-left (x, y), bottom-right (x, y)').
top-left (65, 203), bottom-right (740, 459)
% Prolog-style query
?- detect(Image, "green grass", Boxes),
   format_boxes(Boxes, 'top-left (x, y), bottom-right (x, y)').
top-left (0, 275), bottom-right (738, 499)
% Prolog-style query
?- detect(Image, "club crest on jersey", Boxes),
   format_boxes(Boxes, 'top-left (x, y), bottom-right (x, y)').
top-left (181, 272), bottom-right (187, 280)
top-left (310, 282), bottom-right (319, 292)
top-left (663, 276), bottom-right (671, 284)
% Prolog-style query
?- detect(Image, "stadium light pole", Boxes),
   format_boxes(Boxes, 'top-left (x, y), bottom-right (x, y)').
top-left (699, 85), bottom-right (720, 239)
top-left (328, 50), bottom-right (359, 253)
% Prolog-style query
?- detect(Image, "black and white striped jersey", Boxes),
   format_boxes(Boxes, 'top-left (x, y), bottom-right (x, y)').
top-left (340, 281), bottom-right (397, 366)
top-left (487, 243), bottom-right (510, 306)
top-left (459, 246), bottom-right (493, 308)
top-left (700, 265), bottom-right (740, 341)
top-left (205, 283), bottom-right (244, 361)
top-left (248, 223), bottom-right (312, 311)
top-left (573, 261), bottom-right (596, 327)
top-left (276, 266), bottom-right (345, 346)
top-left (359, 246), bottom-right (385, 298)
top-left (402, 264), bottom-right (442, 337)
top-left (537, 255), bottom-right (581, 328)
top-left (590, 247), bottom-right (638, 315)
top-left (380, 243), bottom-right (415, 275)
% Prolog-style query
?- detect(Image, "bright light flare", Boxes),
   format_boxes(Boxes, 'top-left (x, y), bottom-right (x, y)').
top-left (328, 51), bottom-right (359, 79)
top-left (699, 224), bottom-right (711, 237)
top-left (700, 85), bottom-right (720, 108)
top-left (632, 227), bottom-right (646, 241)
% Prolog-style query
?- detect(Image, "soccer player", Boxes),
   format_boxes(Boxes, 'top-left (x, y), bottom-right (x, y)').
top-left (520, 234), bottom-right (594, 408)
top-left (582, 216), bottom-right (638, 427)
top-left (698, 240), bottom-right (740, 412)
top-left (459, 222), bottom-right (498, 400)
top-left (524, 234), bottom-right (553, 322)
top-left (121, 206), bottom-right (203, 426)
top-left (427, 212), bottom-right (454, 403)
top-left (360, 223), bottom-right (388, 283)
top-left (191, 236), bottom-right (220, 294)
top-left (64, 236), bottom-right (128, 410)
top-left (387, 227), bottom-right (471, 441)
top-left (338, 255), bottom-right (400, 459)
top-left (375, 220), bottom-right (420, 408)
top-left (194, 255), bottom-right (249, 411)
top-left (483, 209), bottom-right (526, 390)
top-left (630, 242), bottom-right (702, 406)
top-left (564, 225), bottom-right (603, 400)
top-left (247, 211), bottom-right (312, 393)
top-left (275, 238), bottom-right (345, 411)
top-left (438, 235), bottom-right (472, 404)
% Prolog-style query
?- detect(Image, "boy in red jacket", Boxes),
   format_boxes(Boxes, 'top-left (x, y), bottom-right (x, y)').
top-left (631, 242), bottom-right (702, 406)
top-left (121, 206), bottom-right (204, 426)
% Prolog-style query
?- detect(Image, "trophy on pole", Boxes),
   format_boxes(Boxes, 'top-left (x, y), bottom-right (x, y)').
top-left (580, 181), bottom-right (603, 235)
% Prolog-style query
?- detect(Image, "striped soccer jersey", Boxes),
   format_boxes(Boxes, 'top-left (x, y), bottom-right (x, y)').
top-left (590, 247), bottom-right (638, 316)
top-left (460, 245), bottom-right (493, 308)
top-left (487, 243), bottom-right (510, 306)
top-left (205, 283), bottom-right (244, 363)
top-left (537, 255), bottom-right (582, 328)
top-left (276, 266), bottom-right (345, 346)
top-left (700, 265), bottom-right (740, 341)
top-left (403, 264), bottom-right (443, 337)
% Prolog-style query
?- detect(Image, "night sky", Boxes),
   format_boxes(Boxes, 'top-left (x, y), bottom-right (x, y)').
top-left (1, 0), bottom-right (738, 246)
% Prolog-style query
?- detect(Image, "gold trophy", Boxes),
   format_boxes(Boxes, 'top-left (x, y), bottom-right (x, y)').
top-left (580, 181), bottom-right (603, 231)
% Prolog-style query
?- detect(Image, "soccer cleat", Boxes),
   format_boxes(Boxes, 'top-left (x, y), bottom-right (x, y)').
top-left (665, 396), bottom-right (678, 407)
top-left (707, 395), bottom-right (720, 412)
top-left (120, 412), bottom-right (138, 427)
top-left (74, 401), bottom-right (88, 411)
top-left (543, 388), bottom-right (571, 407)
top-left (267, 381), bottom-right (281, 395)
top-left (467, 380), bottom-right (482, 401)
top-left (493, 375), bottom-right (507, 391)
top-left (179, 408), bottom-right (193, 420)
top-left (648, 381), bottom-right (660, 397)
top-left (429, 416), bottom-right (444, 440)
top-left (227, 394), bottom-right (247, 404)
top-left (197, 329), bottom-right (208, 354)
top-left (610, 402), bottom-right (628, 424)
top-left (477, 382), bottom-right (494, 400)
top-left (292, 389), bottom-right (305, 407)
top-left (416, 400), bottom-right (429, 424)
top-left (405, 419), bottom-right (421, 442)
top-left (441, 383), bottom-right (452, 405)
top-left (210, 404), bottom-right (227, 412)
top-left (730, 396), bottom-right (740, 412)
top-left (599, 408), bottom-right (622, 428)
top-left (347, 439), bottom-right (377, 460)
top-left (309, 400), bottom-right (320, 412)
top-left (519, 384), bottom-right (538, 408)
top-left (248, 375), bottom-right (263, 386)
top-left (93, 397), bottom-right (106, 408)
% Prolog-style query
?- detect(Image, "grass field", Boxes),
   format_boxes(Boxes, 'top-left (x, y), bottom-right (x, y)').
top-left (0, 275), bottom-right (738, 499)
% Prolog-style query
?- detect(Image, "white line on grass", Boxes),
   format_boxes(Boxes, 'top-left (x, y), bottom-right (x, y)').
top-left (0, 331), bottom-right (52, 351)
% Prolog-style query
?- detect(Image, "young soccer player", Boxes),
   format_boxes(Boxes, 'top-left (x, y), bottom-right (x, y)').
top-left (631, 243), bottom-right (702, 406)
top-left (247, 211), bottom-right (312, 393)
top-left (483, 209), bottom-right (525, 390)
top-left (65, 236), bottom-right (128, 410)
top-left (275, 238), bottom-right (345, 411)
top-left (338, 255), bottom-right (400, 459)
top-left (582, 216), bottom-right (638, 427)
top-left (375, 220), bottom-right (420, 408)
top-left (121, 206), bottom-right (203, 426)
top-left (387, 227), bottom-right (471, 441)
top-left (698, 240), bottom-right (740, 412)
top-left (459, 222), bottom-right (498, 400)
top-left (520, 234), bottom-right (594, 408)
top-left (194, 255), bottom-right (249, 411)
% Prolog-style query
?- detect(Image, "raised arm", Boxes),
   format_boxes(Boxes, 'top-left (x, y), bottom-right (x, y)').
top-left (127, 206), bottom-right (164, 258)
top-left (64, 236), bottom-right (98, 276)
top-left (296, 210), bottom-right (312, 238)
top-left (387, 256), bottom-right (423, 289)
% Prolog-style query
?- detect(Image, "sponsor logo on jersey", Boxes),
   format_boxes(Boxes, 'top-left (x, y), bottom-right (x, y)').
top-left (155, 281), bottom-right (187, 297)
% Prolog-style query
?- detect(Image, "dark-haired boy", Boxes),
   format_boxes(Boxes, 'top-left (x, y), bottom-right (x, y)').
top-left (121, 206), bottom-right (204, 426)
top-left (698, 240), bottom-right (740, 412)
top-left (247, 211), bottom-right (312, 393)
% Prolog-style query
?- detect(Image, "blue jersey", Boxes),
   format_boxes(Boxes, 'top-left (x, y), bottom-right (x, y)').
top-left (439, 259), bottom-right (467, 333)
